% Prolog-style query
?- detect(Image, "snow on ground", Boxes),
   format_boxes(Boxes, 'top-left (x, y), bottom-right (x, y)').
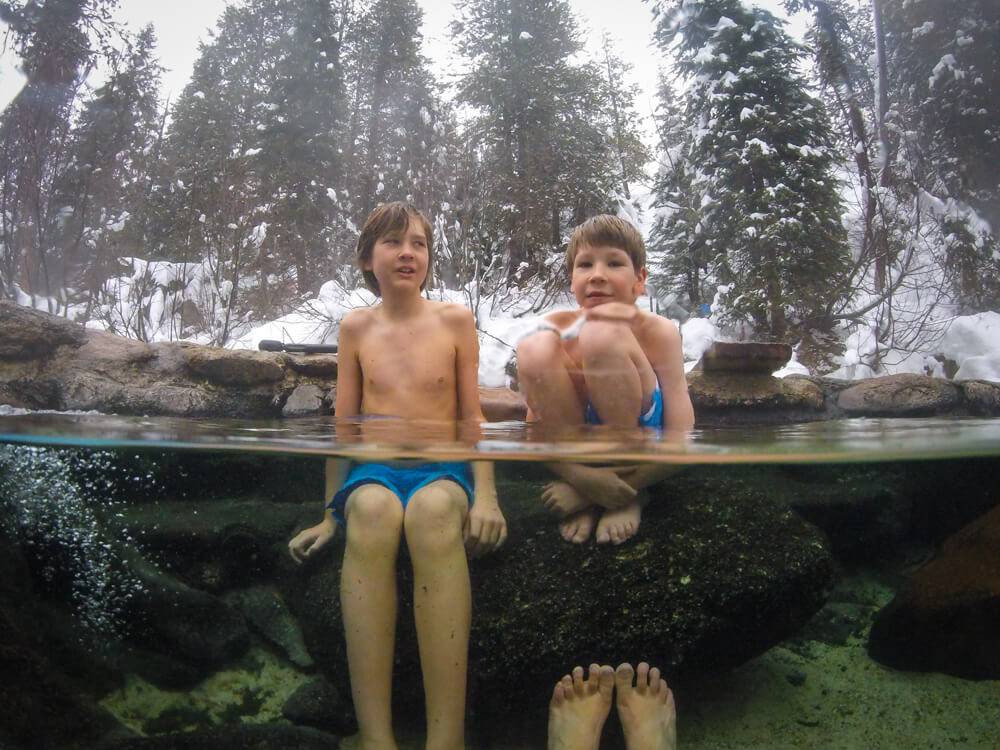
top-left (12, 276), bottom-right (1000, 385)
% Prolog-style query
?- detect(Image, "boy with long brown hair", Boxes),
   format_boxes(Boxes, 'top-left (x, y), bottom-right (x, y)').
top-left (289, 201), bottom-right (506, 750)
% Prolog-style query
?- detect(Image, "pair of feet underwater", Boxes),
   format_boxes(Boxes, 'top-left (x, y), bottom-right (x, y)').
top-left (543, 479), bottom-right (644, 545)
top-left (548, 662), bottom-right (676, 750)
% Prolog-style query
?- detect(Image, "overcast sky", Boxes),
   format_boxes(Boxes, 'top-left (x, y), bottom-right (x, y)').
top-left (1, 0), bottom-right (803, 135)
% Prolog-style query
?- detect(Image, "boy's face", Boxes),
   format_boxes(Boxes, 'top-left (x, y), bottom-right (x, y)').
top-left (570, 244), bottom-right (646, 309)
top-left (364, 216), bottom-right (430, 294)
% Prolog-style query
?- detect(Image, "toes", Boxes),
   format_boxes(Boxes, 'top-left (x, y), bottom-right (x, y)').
top-left (615, 662), bottom-right (635, 692)
top-left (649, 666), bottom-right (661, 692)
top-left (587, 663), bottom-right (602, 694)
top-left (572, 666), bottom-right (586, 695)
top-left (636, 661), bottom-right (650, 692)
top-left (551, 681), bottom-right (566, 707)
top-left (597, 665), bottom-right (615, 698)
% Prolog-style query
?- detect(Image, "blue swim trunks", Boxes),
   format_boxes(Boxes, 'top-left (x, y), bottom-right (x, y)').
top-left (328, 462), bottom-right (474, 525)
top-left (584, 383), bottom-right (663, 428)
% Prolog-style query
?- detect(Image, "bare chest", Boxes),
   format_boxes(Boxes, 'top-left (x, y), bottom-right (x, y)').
top-left (357, 327), bottom-right (457, 413)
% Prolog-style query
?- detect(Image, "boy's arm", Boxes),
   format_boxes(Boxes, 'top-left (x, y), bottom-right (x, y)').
top-left (289, 314), bottom-right (364, 563)
top-left (619, 315), bottom-right (694, 493)
top-left (448, 305), bottom-right (507, 557)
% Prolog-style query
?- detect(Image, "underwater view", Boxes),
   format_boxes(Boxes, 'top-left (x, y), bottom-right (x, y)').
top-left (2, 0), bottom-right (1000, 747)
top-left (1, 414), bottom-right (999, 749)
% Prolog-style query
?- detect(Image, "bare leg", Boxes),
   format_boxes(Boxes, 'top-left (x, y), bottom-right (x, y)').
top-left (547, 664), bottom-right (615, 750)
top-left (615, 663), bottom-right (677, 750)
top-left (404, 480), bottom-right (471, 750)
top-left (341, 484), bottom-right (405, 750)
top-left (517, 331), bottom-right (584, 426)
top-left (577, 321), bottom-right (656, 429)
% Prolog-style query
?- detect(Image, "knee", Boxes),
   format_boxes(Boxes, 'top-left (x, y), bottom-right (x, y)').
top-left (577, 319), bottom-right (631, 362)
top-left (345, 484), bottom-right (403, 544)
top-left (516, 332), bottom-right (563, 380)
top-left (404, 485), bottom-right (464, 553)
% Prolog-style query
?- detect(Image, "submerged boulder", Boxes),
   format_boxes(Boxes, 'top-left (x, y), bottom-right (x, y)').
top-left (280, 474), bottom-right (836, 720)
top-left (868, 503), bottom-right (1000, 679)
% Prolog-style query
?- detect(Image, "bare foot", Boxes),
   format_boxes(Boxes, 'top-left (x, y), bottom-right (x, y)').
top-left (548, 664), bottom-right (615, 750)
top-left (542, 480), bottom-right (591, 517)
top-left (615, 662), bottom-right (677, 750)
top-left (559, 507), bottom-right (599, 543)
top-left (595, 499), bottom-right (641, 545)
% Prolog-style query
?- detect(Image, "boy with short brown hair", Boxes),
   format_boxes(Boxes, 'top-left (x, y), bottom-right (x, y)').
top-left (289, 201), bottom-right (506, 750)
top-left (517, 214), bottom-right (694, 545)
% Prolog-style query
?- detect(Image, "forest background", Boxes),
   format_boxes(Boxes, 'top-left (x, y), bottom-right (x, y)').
top-left (0, 0), bottom-right (997, 380)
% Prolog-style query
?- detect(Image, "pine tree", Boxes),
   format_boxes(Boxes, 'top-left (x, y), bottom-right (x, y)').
top-left (650, 0), bottom-right (851, 340)
top-left (453, 0), bottom-right (633, 282)
top-left (648, 73), bottom-right (709, 311)
top-left (341, 0), bottom-right (439, 224)
top-left (881, 0), bottom-right (1000, 310)
top-left (55, 24), bottom-right (163, 308)
top-left (156, 0), bottom-right (352, 340)
top-left (0, 0), bottom-right (119, 306)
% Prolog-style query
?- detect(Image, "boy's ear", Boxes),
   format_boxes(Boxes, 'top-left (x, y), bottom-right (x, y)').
top-left (634, 266), bottom-right (648, 297)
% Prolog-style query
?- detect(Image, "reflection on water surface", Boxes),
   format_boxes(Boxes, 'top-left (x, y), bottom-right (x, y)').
top-left (1, 412), bottom-right (1000, 464)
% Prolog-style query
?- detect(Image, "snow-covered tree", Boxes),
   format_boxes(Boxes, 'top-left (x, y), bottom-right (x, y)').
top-left (341, 0), bottom-right (440, 225)
top-left (453, 0), bottom-right (640, 283)
top-left (882, 0), bottom-right (1000, 310)
top-left (54, 24), bottom-right (163, 309)
top-left (0, 0), bottom-right (120, 307)
top-left (650, 0), bottom-right (851, 340)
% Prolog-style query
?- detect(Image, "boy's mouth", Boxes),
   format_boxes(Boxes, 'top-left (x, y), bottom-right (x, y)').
top-left (396, 266), bottom-right (416, 276)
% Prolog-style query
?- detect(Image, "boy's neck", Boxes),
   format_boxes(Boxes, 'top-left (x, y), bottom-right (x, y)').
top-left (378, 288), bottom-right (426, 318)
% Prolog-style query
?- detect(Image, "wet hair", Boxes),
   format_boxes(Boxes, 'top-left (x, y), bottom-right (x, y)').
top-left (566, 214), bottom-right (646, 275)
top-left (356, 201), bottom-right (434, 295)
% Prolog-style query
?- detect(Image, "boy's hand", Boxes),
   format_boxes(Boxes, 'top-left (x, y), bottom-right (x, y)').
top-left (565, 464), bottom-right (638, 510)
top-left (288, 519), bottom-right (337, 564)
top-left (464, 500), bottom-right (507, 558)
top-left (584, 302), bottom-right (641, 328)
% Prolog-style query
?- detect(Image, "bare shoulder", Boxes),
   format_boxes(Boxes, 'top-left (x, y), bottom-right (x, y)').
top-left (340, 306), bottom-right (377, 337)
top-left (432, 300), bottom-right (476, 329)
top-left (637, 312), bottom-right (683, 364)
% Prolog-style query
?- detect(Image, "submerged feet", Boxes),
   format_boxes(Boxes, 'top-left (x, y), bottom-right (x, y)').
top-left (614, 663), bottom-right (677, 750)
top-left (595, 500), bottom-right (642, 545)
top-left (548, 664), bottom-right (615, 750)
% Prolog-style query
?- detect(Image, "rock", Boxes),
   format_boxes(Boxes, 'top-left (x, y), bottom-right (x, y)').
top-left (121, 549), bottom-right (249, 671)
top-left (94, 724), bottom-right (340, 749)
top-left (769, 464), bottom-right (912, 560)
top-left (960, 379), bottom-right (1000, 416)
top-left (0, 299), bottom-right (87, 359)
top-left (480, 386), bottom-right (527, 421)
top-left (105, 499), bottom-right (312, 594)
top-left (282, 676), bottom-right (357, 735)
top-left (184, 348), bottom-right (284, 386)
top-left (281, 477), bottom-right (835, 719)
top-left (700, 341), bottom-right (793, 374)
top-left (0, 303), bottom-right (336, 418)
top-left (837, 374), bottom-right (961, 416)
top-left (224, 586), bottom-right (314, 668)
top-left (0, 534), bottom-right (129, 749)
top-left (868, 504), bottom-right (1000, 679)
top-left (282, 384), bottom-right (326, 417)
top-left (687, 371), bottom-right (826, 425)
top-left (282, 353), bottom-right (339, 377)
